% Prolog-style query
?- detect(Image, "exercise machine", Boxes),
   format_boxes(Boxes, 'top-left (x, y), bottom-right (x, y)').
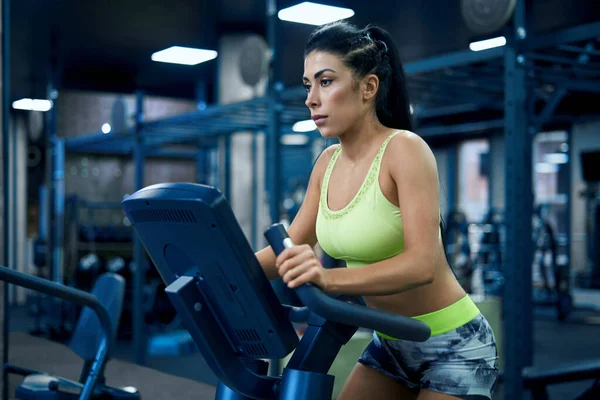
top-left (523, 361), bottom-right (600, 399)
top-left (520, 150), bottom-right (600, 399)
top-left (122, 182), bottom-right (431, 400)
top-left (532, 206), bottom-right (573, 321)
top-left (0, 268), bottom-right (140, 400)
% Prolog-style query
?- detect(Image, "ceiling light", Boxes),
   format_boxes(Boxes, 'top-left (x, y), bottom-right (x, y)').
top-left (535, 163), bottom-right (559, 174)
top-left (544, 153), bottom-right (569, 164)
top-left (278, 2), bottom-right (354, 26)
top-left (469, 36), bottom-right (506, 52)
top-left (292, 119), bottom-right (317, 132)
top-left (282, 134), bottom-right (310, 145)
top-left (102, 123), bottom-right (111, 134)
top-left (12, 98), bottom-right (53, 112)
top-left (151, 46), bottom-right (218, 66)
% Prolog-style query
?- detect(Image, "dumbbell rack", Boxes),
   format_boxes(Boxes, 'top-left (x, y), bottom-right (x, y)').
top-left (64, 196), bottom-right (134, 281)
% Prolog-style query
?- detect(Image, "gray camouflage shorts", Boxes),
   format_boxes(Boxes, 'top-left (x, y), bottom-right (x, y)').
top-left (358, 313), bottom-right (499, 399)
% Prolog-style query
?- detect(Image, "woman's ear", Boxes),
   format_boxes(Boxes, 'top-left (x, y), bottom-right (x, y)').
top-left (362, 74), bottom-right (379, 102)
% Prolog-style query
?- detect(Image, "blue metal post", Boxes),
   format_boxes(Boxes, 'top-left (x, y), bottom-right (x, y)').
top-left (196, 81), bottom-right (207, 111)
top-left (209, 146), bottom-right (219, 188)
top-left (266, 0), bottom-right (283, 377)
top-left (133, 91), bottom-right (146, 365)
top-left (50, 137), bottom-right (65, 285)
top-left (447, 144), bottom-right (457, 213)
top-left (45, 84), bottom-right (58, 285)
top-left (252, 133), bottom-right (258, 249)
top-left (10, 110), bottom-right (16, 305)
top-left (566, 130), bottom-right (572, 284)
top-left (224, 135), bottom-right (231, 201)
top-left (2, 0), bottom-right (11, 396)
top-left (503, 1), bottom-right (534, 398)
top-left (266, 0), bottom-right (282, 225)
top-left (45, 82), bottom-right (63, 288)
top-left (487, 147), bottom-right (493, 211)
top-left (196, 145), bottom-right (207, 184)
top-left (195, 82), bottom-right (207, 185)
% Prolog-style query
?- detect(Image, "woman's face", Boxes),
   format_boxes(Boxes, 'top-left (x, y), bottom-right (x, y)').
top-left (303, 51), bottom-right (369, 138)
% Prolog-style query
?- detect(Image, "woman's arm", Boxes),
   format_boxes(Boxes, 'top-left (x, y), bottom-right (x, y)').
top-left (325, 133), bottom-right (442, 296)
top-left (256, 145), bottom-right (338, 280)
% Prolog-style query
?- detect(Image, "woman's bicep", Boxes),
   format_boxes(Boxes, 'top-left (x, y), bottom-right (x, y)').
top-left (390, 135), bottom-right (441, 259)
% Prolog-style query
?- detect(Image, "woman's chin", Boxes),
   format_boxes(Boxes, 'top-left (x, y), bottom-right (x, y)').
top-left (318, 127), bottom-right (338, 139)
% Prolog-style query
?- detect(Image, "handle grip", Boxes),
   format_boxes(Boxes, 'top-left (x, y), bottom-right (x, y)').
top-left (264, 224), bottom-right (431, 342)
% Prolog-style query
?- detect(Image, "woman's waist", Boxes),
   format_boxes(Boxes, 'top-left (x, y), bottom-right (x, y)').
top-left (363, 281), bottom-right (464, 317)
top-left (367, 278), bottom-right (474, 338)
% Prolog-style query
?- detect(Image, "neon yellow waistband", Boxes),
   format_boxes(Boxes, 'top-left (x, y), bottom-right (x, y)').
top-left (377, 295), bottom-right (480, 340)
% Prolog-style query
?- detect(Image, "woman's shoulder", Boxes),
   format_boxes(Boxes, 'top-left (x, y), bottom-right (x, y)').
top-left (316, 143), bottom-right (340, 165)
top-left (311, 143), bottom-right (340, 184)
top-left (385, 130), bottom-right (437, 166)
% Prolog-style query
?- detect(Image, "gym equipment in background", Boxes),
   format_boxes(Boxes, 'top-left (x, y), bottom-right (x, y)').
top-left (520, 150), bottom-right (600, 398)
top-left (444, 209), bottom-right (474, 293)
top-left (0, 268), bottom-right (140, 400)
top-left (523, 361), bottom-right (600, 399)
top-left (29, 185), bottom-right (49, 336)
top-left (579, 150), bottom-right (600, 289)
top-left (122, 182), bottom-right (430, 400)
top-left (532, 206), bottom-right (573, 321)
top-left (472, 209), bottom-right (505, 297)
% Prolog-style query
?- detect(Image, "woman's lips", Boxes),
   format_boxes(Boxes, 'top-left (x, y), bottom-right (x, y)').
top-left (313, 116), bottom-right (327, 126)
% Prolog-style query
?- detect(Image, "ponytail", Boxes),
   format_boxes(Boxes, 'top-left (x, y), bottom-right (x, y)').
top-left (366, 26), bottom-right (414, 132)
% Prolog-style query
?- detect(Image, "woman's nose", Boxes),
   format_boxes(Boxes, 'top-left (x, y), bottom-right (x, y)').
top-left (305, 89), bottom-right (319, 108)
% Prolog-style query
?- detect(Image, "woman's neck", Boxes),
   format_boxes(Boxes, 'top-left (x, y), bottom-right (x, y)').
top-left (337, 115), bottom-right (391, 163)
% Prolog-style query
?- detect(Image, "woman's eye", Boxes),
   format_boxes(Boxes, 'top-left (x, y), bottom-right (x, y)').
top-left (320, 79), bottom-right (332, 87)
top-left (304, 84), bottom-right (311, 92)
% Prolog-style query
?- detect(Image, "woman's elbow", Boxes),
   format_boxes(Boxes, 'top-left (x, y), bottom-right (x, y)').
top-left (421, 269), bottom-right (435, 286)
top-left (416, 252), bottom-right (437, 286)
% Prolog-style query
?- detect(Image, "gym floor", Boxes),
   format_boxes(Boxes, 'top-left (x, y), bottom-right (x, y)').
top-left (2, 300), bottom-right (600, 399)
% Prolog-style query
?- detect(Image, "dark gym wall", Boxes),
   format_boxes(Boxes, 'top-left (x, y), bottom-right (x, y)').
top-left (57, 91), bottom-right (199, 205)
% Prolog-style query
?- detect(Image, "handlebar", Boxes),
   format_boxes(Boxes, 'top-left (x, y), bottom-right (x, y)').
top-left (264, 224), bottom-right (431, 342)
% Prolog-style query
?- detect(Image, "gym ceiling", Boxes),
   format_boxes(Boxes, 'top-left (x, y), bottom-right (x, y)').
top-left (10, 0), bottom-right (600, 108)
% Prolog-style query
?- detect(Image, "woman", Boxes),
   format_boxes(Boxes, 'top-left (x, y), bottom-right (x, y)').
top-left (256, 21), bottom-right (498, 400)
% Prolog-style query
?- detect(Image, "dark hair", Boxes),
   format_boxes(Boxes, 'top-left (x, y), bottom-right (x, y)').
top-left (304, 21), bottom-right (413, 131)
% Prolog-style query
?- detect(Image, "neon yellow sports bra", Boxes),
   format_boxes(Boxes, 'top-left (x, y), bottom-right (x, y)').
top-left (316, 131), bottom-right (403, 268)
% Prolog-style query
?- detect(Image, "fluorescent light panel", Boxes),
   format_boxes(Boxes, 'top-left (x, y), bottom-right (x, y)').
top-left (544, 153), bottom-right (569, 164)
top-left (535, 163), bottom-right (559, 174)
top-left (151, 46), bottom-right (218, 65)
top-left (12, 98), bottom-right (53, 112)
top-left (282, 134), bottom-right (310, 145)
top-left (469, 36), bottom-right (506, 52)
top-left (292, 119), bottom-right (317, 132)
top-left (278, 2), bottom-right (354, 26)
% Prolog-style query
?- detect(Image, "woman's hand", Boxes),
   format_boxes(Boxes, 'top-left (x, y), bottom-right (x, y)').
top-left (276, 244), bottom-right (331, 291)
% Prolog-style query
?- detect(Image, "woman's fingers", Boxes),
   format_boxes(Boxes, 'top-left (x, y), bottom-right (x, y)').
top-left (283, 259), bottom-right (320, 286)
top-left (278, 248), bottom-right (315, 277)
top-left (287, 263), bottom-right (322, 289)
top-left (276, 244), bottom-right (312, 268)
